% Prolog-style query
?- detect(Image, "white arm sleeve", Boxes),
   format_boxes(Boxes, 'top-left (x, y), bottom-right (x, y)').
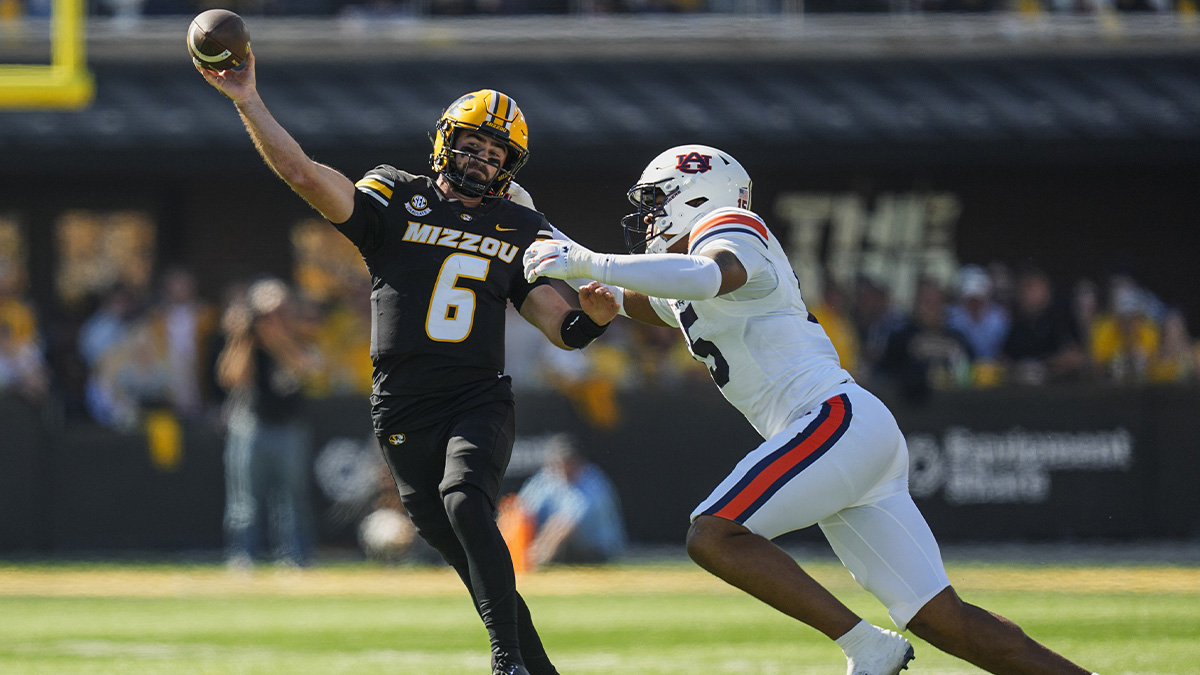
top-left (582, 253), bottom-right (722, 301)
top-left (540, 226), bottom-right (628, 315)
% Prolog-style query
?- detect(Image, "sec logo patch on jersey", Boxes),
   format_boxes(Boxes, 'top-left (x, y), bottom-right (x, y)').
top-left (406, 195), bottom-right (432, 217)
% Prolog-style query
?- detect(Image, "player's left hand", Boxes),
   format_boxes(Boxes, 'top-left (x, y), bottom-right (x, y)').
top-left (579, 281), bottom-right (620, 326)
top-left (524, 239), bottom-right (589, 282)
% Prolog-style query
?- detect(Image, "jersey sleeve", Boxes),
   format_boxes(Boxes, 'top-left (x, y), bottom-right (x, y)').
top-left (647, 294), bottom-right (680, 327)
top-left (354, 165), bottom-right (402, 212)
top-left (329, 165), bottom-right (400, 255)
top-left (696, 232), bottom-right (772, 281)
top-left (688, 210), bottom-right (771, 252)
top-left (509, 213), bottom-right (556, 311)
top-left (688, 210), bottom-right (773, 286)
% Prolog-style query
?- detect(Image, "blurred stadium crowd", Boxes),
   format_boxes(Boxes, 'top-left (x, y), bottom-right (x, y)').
top-left (1, 249), bottom-right (1195, 432)
top-left (509, 260), bottom-right (1200, 424)
top-left (1, 0), bottom-right (1192, 19)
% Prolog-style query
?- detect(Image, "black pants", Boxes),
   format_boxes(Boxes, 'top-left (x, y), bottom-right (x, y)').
top-left (377, 399), bottom-right (557, 674)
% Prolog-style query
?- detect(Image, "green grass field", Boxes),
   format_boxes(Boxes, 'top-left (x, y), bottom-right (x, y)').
top-left (1, 559), bottom-right (1198, 674)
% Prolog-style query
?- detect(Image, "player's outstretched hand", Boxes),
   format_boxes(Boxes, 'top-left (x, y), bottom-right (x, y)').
top-left (525, 239), bottom-right (599, 283)
top-left (524, 239), bottom-right (567, 282)
top-left (579, 281), bottom-right (620, 327)
top-left (196, 49), bottom-right (258, 104)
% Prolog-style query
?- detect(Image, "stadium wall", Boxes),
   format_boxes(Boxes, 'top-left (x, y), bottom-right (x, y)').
top-left (3, 385), bottom-right (1199, 554)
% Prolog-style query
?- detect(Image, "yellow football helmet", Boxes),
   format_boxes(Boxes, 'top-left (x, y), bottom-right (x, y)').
top-left (430, 89), bottom-right (530, 199)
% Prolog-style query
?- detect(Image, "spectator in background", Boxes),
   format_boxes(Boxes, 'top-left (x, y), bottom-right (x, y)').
top-left (810, 276), bottom-right (862, 379)
top-left (1149, 308), bottom-right (1199, 384)
top-left (216, 278), bottom-right (320, 569)
top-left (0, 260), bottom-right (39, 358)
top-left (1070, 278), bottom-right (1100, 357)
top-left (879, 278), bottom-right (973, 402)
top-left (1107, 269), bottom-right (1167, 323)
top-left (0, 322), bottom-right (50, 404)
top-left (311, 277), bottom-right (373, 396)
top-left (78, 284), bottom-right (140, 368)
top-left (1002, 266), bottom-right (1086, 385)
top-left (985, 260), bottom-right (1015, 315)
top-left (513, 434), bottom-right (625, 566)
top-left (850, 275), bottom-right (905, 384)
top-left (946, 264), bottom-right (1009, 364)
top-left (1090, 284), bottom-right (1160, 383)
top-left (145, 267), bottom-right (218, 418)
top-left (0, 260), bottom-right (50, 405)
top-left (85, 323), bottom-right (173, 429)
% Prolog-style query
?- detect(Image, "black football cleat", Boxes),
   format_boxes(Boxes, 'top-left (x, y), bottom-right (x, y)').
top-left (492, 650), bottom-right (532, 675)
top-left (493, 660), bottom-right (532, 675)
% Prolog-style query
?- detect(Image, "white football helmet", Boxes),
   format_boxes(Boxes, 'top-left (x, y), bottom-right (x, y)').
top-left (622, 144), bottom-right (752, 254)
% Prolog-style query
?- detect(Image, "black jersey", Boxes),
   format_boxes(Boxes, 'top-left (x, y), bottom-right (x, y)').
top-left (331, 166), bottom-right (553, 431)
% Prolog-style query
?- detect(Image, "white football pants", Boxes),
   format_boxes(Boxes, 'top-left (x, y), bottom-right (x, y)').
top-left (692, 381), bottom-right (950, 629)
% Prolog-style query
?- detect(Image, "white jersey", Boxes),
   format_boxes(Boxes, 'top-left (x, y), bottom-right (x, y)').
top-left (648, 207), bottom-right (851, 439)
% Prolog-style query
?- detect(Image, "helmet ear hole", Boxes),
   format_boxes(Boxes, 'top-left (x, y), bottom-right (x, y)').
top-left (685, 197), bottom-right (709, 208)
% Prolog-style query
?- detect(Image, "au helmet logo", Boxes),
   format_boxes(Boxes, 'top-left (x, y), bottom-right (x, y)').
top-left (676, 152), bottom-right (713, 174)
top-left (388, 434), bottom-right (406, 445)
top-left (406, 195), bottom-right (432, 217)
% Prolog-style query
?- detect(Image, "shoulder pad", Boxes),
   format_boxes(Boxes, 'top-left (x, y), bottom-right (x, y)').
top-left (688, 208), bottom-right (770, 252)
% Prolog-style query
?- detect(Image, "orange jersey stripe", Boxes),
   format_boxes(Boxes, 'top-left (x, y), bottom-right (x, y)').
top-left (713, 397), bottom-right (847, 521)
top-left (688, 212), bottom-right (769, 248)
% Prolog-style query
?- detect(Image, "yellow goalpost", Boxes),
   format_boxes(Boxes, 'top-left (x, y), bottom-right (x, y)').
top-left (0, 0), bottom-right (93, 109)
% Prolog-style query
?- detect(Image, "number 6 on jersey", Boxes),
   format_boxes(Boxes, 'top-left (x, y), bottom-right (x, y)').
top-left (427, 253), bottom-right (489, 342)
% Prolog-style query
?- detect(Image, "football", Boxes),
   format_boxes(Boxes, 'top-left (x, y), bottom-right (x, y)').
top-left (187, 9), bottom-right (250, 72)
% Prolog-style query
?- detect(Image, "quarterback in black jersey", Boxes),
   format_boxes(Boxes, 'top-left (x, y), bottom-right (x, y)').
top-left (199, 52), bottom-right (618, 675)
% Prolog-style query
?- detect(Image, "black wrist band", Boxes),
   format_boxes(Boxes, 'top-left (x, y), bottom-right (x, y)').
top-left (560, 309), bottom-right (609, 348)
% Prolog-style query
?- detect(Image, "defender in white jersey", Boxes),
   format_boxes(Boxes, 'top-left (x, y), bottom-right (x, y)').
top-left (524, 145), bottom-right (1094, 675)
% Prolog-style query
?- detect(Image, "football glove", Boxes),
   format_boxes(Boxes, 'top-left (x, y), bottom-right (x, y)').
top-left (523, 239), bottom-right (599, 283)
